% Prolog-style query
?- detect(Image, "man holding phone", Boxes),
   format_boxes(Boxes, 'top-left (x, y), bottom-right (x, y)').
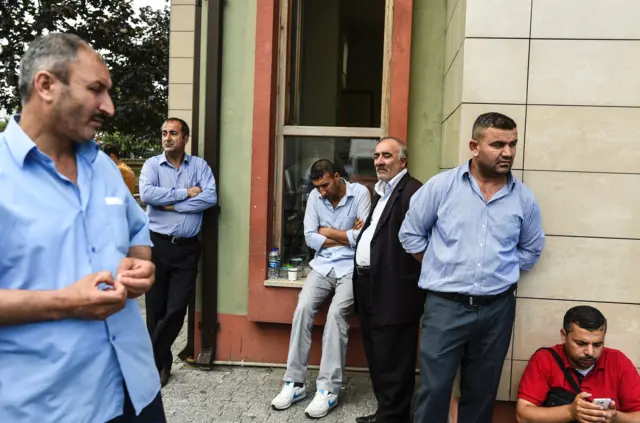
top-left (517, 306), bottom-right (640, 423)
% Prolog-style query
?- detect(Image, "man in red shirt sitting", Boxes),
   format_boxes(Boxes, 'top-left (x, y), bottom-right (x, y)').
top-left (517, 305), bottom-right (640, 423)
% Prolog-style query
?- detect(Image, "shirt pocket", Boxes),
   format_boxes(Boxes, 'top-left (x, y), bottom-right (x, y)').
top-left (102, 201), bottom-right (130, 255)
top-left (490, 212), bottom-right (521, 249)
top-left (335, 214), bottom-right (357, 231)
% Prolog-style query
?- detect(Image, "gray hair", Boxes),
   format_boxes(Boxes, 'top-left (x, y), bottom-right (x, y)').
top-left (378, 136), bottom-right (408, 160)
top-left (19, 33), bottom-right (88, 104)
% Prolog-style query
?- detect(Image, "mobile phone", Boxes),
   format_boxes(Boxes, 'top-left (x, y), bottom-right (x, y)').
top-left (593, 398), bottom-right (611, 409)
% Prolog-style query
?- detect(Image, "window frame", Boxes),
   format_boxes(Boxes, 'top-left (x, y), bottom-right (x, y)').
top-left (272, 0), bottom-right (395, 256)
top-left (247, 0), bottom-right (414, 323)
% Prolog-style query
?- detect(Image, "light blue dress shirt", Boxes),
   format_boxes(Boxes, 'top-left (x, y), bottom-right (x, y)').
top-left (0, 117), bottom-right (160, 422)
top-left (304, 179), bottom-right (371, 278)
top-left (139, 153), bottom-right (217, 238)
top-left (399, 161), bottom-right (545, 296)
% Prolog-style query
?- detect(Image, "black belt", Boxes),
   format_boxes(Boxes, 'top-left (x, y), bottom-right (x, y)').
top-left (151, 231), bottom-right (199, 245)
top-left (428, 284), bottom-right (517, 307)
top-left (356, 265), bottom-right (370, 276)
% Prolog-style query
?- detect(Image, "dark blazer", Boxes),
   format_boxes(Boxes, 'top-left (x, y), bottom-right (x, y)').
top-left (353, 172), bottom-right (426, 326)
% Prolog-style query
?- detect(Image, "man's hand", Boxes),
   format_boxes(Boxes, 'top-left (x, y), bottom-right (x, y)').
top-left (603, 400), bottom-right (617, 423)
top-left (571, 392), bottom-right (609, 423)
top-left (353, 218), bottom-right (364, 231)
top-left (116, 258), bottom-right (155, 299)
top-left (61, 272), bottom-right (128, 320)
top-left (187, 186), bottom-right (202, 198)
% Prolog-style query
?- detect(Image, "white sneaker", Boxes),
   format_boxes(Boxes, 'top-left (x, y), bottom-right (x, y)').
top-left (304, 389), bottom-right (338, 419)
top-left (271, 381), bottom-right (307, 410)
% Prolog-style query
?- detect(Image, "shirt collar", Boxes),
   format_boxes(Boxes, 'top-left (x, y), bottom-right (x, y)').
top-left (159, 152), bottom-right (191, 166)
top-left (4, 115), bottom-right (99, 167)
top-left (374, 168), bottom-right (407, 198)
top-left (461, 159), bottom-right (516, 189)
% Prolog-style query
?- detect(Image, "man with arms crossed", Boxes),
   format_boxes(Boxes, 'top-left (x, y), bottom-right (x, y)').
top-left (353, 137), bottom-right (424, 423)
top-left (399, 112), bottom-right (545, 423)
top-left (139, 117), bottom-right (217, 386)
top-left (517, 306), bottom-right (640, 423)
top-left (0, 33), bottom-right (163, 422)
top-left (271, 159), bottom-right (371, 419)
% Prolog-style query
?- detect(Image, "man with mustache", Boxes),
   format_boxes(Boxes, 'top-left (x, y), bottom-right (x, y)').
top-left (517, 306), bottom-right (640, 423)
top-left (271, 159), bottom-right (371, 419)
top-left (0, 33), bottom-right (164, 422)
top-left (352, 137), bottom-right (425, 423)
top-left (399, 112), bottom-right (545, 423)
top-left (139, 118), bottom-right (217, 387)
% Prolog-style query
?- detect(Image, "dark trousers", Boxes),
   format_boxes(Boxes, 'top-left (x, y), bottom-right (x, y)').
top-left (356, 274), bottom-right (420, 423)
top-left (106, 385), bottom-right (165, 423)
top-left (146, 232), bottom-right (201, 371)
top-left (413, 291), bottom-right (515, 423)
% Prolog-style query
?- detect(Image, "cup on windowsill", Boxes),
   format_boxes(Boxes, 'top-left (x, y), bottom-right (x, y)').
top-left (287, 267), bottom-right (299, 282)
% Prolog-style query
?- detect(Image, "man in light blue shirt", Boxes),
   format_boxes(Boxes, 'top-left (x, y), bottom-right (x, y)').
top-left (139, 117), bottom-right (217, 386)
top-left (271, 159), bottom-right (371, 419)
top-left (399, 112), bottom-right (545, 423)
top-left (0, 33), bottom-right (163, 423)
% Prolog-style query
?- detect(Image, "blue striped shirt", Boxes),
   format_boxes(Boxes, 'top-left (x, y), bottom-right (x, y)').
top-left (399, 161), bottom-right (545, 295)
top-left (139, 153), bottom-right (217, 238)
top-left (0, 116), bottom-right (160, 423)
top-left (304, 180), bottom-right (371, 278)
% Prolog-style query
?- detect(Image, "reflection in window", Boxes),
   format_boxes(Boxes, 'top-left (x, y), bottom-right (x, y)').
top-left (280, 136), bottom-right (378, 269)
top-left (285, 0), bottom-right (385, 127)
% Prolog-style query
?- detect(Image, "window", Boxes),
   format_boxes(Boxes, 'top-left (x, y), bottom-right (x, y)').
top-left (273, 0), bottom-right (394, 272)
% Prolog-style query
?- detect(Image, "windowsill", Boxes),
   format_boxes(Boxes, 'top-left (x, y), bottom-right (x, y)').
top-left (264, 279), bottom-right (304, 288)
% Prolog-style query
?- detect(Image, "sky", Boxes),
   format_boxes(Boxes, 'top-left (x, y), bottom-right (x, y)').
top-left (132, 0), bottom-right (166, 10)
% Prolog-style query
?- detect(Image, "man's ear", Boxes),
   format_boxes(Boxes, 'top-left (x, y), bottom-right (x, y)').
top-left (468, 139), bottom-right (480, 157)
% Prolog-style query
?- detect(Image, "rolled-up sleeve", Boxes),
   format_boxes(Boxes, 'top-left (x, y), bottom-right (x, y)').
top-left (518, 199), bottom-right (545, 271)
top-left (304, 194), bottom-right (327, 251)
top-left (399, 178), bottom-right (440, 254)
top-left (346, 186), bottom-right (372, 247)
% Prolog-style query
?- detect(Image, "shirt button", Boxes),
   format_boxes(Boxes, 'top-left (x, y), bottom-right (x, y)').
top-left (479, 243), bottom-right (483, 247)
top-left (481, 224), bottom-right (485, 228)
top-left (111, 336), bottom-right (116, 341)
top-left (477, 263), bottom-right (481, 267)
top-left (91, 247), bottom-right (96, 253)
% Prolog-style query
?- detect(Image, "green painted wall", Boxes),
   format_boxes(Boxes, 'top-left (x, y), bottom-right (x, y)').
top-left (215, 0), bottom-right (257, 315)
top-left (203, 0), bottom-right (445, 315)
top-left (406, 0), bottom-right (446, 184)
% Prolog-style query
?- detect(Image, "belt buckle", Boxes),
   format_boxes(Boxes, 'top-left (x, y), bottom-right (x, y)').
top-left (171, 237), bottom-right (178, 244)
top-left (468, 296), bottom-right (474, 306)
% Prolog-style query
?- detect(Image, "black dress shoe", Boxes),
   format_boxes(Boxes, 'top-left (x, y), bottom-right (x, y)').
top-left (355, 412), bottom-right (376, 423)
top-left (159, 367), bottom-right (171, 387)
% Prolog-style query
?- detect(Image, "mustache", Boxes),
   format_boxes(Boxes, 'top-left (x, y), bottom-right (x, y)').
top-left (91, 113), bottom-right (108, 124)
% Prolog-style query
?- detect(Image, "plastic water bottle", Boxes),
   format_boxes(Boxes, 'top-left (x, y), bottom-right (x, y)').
top-left (268, 248), bottom-right (280, 279)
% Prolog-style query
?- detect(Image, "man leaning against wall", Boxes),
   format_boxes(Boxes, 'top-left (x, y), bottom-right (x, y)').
top-left (399, 112), bottom-right (545, 423)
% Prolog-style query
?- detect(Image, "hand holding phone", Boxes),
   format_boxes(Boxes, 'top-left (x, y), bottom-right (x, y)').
top-left (593, 398), bottom-right (612, 409)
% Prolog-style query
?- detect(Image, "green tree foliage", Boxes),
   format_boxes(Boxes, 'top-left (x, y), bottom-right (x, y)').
top-left (0, 0), bottom-right (169, 142)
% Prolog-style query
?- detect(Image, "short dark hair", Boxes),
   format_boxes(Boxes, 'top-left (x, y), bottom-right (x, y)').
top-left (102, 142), bottom-right (120, 159)
top-left (165, 117), bottom-right (190, 138)
top-left (472, 112), bottom-right (517, 141)
top-left (309, 159), bottom-right (337, 181)
top-left (563, 306), bottom-right (607, 333)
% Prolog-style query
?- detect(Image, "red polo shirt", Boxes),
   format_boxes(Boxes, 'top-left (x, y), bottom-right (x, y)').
top-left (518, 344), bottom-right (640, 413)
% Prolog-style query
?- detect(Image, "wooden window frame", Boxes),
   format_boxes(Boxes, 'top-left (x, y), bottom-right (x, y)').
top-left (248, 0), bottom-right (413, 323)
